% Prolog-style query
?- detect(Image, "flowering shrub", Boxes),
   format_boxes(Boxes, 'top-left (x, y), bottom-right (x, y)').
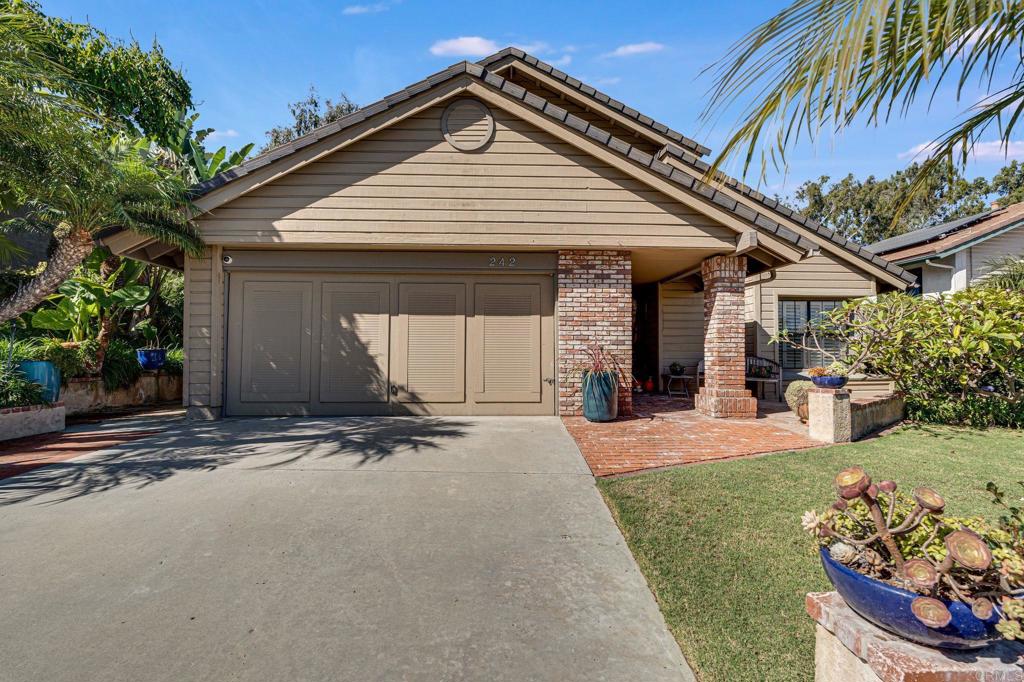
top-left (774, 288), bottom-right (1024, 427)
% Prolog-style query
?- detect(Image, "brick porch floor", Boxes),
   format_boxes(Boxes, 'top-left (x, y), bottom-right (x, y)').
top-left (563, 394), bottom-right (822, 476)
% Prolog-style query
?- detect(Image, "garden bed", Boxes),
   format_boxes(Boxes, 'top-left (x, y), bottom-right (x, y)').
top-left (62, 371), bottom-right (181, 415)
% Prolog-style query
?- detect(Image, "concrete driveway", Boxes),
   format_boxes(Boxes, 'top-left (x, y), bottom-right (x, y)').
top-left (0, 416), bottom-right (692, 682)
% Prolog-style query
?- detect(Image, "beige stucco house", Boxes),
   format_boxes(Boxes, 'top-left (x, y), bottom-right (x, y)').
top-left (99, 48), bottom-right (912, 419)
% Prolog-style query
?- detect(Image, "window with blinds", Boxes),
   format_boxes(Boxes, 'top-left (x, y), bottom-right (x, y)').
top-left (777, 300), bottom-right (844, 369)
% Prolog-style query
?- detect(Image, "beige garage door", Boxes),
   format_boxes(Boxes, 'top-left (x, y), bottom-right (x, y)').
top-left (225, 273), bottom-right (554, 416)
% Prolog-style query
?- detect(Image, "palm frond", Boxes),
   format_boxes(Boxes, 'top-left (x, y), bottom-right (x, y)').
top-left (702, 0), bottom-right (1024, 201)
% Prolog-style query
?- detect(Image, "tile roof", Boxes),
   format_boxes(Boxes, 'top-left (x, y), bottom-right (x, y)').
top-left (191, 51), bottom-right (912, 285)
top-left (477, 47), bottom-right (711, 157)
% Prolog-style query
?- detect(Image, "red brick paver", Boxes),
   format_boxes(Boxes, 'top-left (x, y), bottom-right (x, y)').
top-left (563, 394), bottom-right (821, 476)
top-left (0, 430), bottom-right (161, 480)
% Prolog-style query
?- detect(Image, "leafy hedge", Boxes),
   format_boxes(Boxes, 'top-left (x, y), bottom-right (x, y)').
top-left (791, 288), bottom-right (1024, 428)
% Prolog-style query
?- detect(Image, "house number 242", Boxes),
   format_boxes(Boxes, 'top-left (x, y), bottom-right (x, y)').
top-left (488, 256), bottom-right (518, 268)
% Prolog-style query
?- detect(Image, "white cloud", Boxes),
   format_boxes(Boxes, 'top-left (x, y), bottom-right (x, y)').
top-left (429, 36), bottom-right (499, 57)
top-left (512, 41), bottom-right (550, 54)
top-left (343, 1), bottom-right (392, 14)
top-left (206, 128), bottom-right (239, 142)
top-left (603, 41), bottom-right (665, 58)
top-left (548, 54), bottom-right (572, 67)
top-left (899, 139), bottom-right (1024, 162)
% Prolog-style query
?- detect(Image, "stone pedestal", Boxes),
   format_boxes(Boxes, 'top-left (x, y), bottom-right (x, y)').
top-left (808, 388), bottom-right (852, 443)
top-left (807, 591), bottom-right (1024, 682)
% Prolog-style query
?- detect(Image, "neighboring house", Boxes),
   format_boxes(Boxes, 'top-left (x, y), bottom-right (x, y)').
top-left (98, 48), bottom-right (912, 420)
top-left (867, 202), bottom-right (1024, 295)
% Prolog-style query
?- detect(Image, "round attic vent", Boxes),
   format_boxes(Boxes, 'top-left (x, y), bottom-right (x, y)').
top-left (441, 99), bottom-right (494, 151)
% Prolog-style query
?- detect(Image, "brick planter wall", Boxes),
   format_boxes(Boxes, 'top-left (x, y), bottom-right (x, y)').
top-left (695, 255), bottom-right (757, 418)
top-left (557, 250), bottom-right (632, 417)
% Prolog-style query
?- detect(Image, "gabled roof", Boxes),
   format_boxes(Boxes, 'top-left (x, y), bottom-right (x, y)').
top-left (179, 49), bottom-right (911, 287)
top-left (478, 47), bottom-right (711, 157)
top-left (868, 202), bottom-right (1024, 265)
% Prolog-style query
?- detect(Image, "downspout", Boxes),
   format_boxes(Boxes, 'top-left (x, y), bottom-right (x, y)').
top-left (924, 258), bottom-right (954, 270)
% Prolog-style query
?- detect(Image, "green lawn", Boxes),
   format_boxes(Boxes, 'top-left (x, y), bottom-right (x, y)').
top-left (597, 425), bottom-right (1024, 682)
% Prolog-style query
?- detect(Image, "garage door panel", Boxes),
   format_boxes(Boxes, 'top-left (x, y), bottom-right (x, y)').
top-left (239, 281), bottom-right (312, 403)
top-left (395, 283), bottom-right (466, 403)
top-left (472, 283), bottom-right (541, 403)
top-left (320, 282), bottom-right (390, 403)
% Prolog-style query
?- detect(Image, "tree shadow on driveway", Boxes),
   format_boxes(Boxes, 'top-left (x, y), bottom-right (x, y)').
top-left (0, 417), bottom-right (469, 507)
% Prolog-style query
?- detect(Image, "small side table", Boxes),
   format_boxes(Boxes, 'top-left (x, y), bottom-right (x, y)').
top-left (663, 374), bottom-right (689, 398)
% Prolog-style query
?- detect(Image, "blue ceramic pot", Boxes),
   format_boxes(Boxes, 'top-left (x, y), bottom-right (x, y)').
top-left (581, 371), bottom-right (618, 422)
top-left (136, 348), bottom-right (167, 371)
top-left (16, 360), bottom-right (61, 403)
top-left (812, 375), bottom-right (848, 389)
top-left (820, 548), bottom-right (1000, 649)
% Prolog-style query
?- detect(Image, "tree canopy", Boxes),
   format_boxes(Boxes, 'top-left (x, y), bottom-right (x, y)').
top-left (262, 86), bottom-right (358, 152)
top-left (8, 0), bottom-right (192, 146)
top-left (792, 160), bottom-right (1024, 244)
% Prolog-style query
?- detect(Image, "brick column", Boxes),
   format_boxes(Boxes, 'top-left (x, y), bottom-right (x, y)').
top-left (557, 250), bottom-right (632, 417)
top-left (695, 255), bottom-right (757, 418)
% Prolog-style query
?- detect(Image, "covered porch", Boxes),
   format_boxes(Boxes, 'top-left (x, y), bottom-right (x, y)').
top-left (629, 246), bottom-right (779, 419)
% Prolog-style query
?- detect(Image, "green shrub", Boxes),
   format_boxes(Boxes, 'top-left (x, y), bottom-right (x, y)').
top-left (0, 364), bottom-right (46, 408)
top-left (101, 339), bottom-right (143, 391)
top-left (777, 289), bottom-right (1024, 428)
top-left (784, 380), bottom-right (813, 413)
top-left (162, 347), bottom-right (184, 376)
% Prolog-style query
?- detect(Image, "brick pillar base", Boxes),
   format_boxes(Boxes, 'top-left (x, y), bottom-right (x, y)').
top-left (557, 250), bottom-right (632, 417)
top-left (696, 254), bottom-right (757, 419)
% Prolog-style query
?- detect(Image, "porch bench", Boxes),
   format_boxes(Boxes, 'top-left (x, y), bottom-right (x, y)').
top-left (661, 356), bottom-right (783, 399)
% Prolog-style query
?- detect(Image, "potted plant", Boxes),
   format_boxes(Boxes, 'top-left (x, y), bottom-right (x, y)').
top-left (567, 344), bottom-right (628, 422)
top-left (668, 361), bottom-right (684, 376)
top-left (784, 379), bottom-right (813, 422)
top-left (808, 363), bottom-right (848, 389)
top-left (803, 467), bottom-right (1024, 649)
top-left (3, 330), bottom-right (60, 403)
top-left (133, 319), bottom-right (166, 370)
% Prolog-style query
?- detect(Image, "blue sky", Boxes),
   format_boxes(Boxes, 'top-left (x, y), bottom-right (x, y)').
top-left (45, 0), bottom-right (1024, 197)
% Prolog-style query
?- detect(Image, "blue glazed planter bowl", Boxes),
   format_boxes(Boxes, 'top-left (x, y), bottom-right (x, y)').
top-left (820, 548), bottom-right (1000, 649)
top-left (136, 348), bottom-right (167, 371)
top-left (16, 360), bottom-right (60, 403)
top-left (811, 375), bottom-right (848, 389)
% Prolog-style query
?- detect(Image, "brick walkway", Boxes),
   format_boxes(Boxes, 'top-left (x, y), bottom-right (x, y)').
top-left (563, 394), bottom-right (821, 476)
top-left (0, 430), bottom-right (162, 480)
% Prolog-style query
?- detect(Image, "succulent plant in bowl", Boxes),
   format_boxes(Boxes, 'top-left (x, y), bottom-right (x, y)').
top-left (803, 467), bottom-right (1024, 648)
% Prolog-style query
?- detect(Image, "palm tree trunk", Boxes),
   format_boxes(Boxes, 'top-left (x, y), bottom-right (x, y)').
top-left (0, 228), bottom-right (94, 324)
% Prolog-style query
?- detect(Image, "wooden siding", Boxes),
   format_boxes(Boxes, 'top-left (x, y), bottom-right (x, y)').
top-left (747, 253), bottom-right (876, 364)
top-left (184, 247), bottom-right (224, 410)
top-left (196, 99), bottom-right (734, 249)
top-left (970, 226), bottom-right (1024, 282)
top-left (659, 282), bottom-right (704, 375)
